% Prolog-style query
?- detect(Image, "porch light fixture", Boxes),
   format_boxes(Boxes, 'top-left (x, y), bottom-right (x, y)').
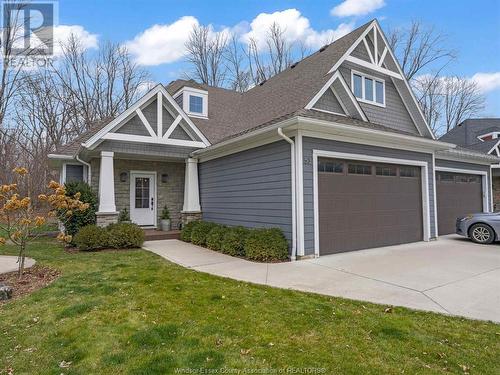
top-left (120, 171), bottom-right (128, 183)
top-left (161, 173), bottom-right (169, 183)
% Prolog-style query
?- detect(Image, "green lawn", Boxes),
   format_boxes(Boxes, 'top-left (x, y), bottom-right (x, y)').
top-left (0, 239), bottom-right (499, 375)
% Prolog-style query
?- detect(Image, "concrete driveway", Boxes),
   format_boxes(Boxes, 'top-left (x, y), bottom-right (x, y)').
top-left (0, 256), bottom-right (36, 274)
top-left (143, 235), bottom-right (500, 323)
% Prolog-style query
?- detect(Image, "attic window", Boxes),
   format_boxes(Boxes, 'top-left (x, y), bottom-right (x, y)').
top-left (351, 70), bottom-right (385, 107)
top-left (189, 95), bottom-right (203, 114)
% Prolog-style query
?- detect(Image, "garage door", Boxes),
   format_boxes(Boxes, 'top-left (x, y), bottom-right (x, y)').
top-left (318, 158), bottom-right (423, 255)
top-left (436, 171), bottom-right (483, 235)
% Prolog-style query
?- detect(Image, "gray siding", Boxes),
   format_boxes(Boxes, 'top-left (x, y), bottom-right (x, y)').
top-left (116, 114), bottom-right (151, 136)
top-left (302, 136), bottom-right (436, 255)
top-left (435, 158), bottom-right (492, 211)
top-left (351, 42), bottom-right (372, 63)
top-left (199, 140), bottom-right (293, 243)
top-left (94, 140), bottom-right (197, 159)
top-left (313, 88), bottom-right (345, 114)
top-left (339, 63), bottom-right (418, 135)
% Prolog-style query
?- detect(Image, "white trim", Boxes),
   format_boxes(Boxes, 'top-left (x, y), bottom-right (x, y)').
top-left (48, 153), bottom-right (74, 160)
top-left (327, 20), bottom-right (435, 139)
top-left (312, 150), bottom-right (431, 256)
top-left (61, 162), bottom-right (87, 184)
top-left (82, 85), bottom-right (210, 149)
top-left (310, 108), bottom-right (347, 117)
top-left (345, 55), bottom-right (403, 79)
top-left (296, 130), bottom-right (305, 256)
top-left (373, 26), bottom-right (378, 65)
top-left (157, 92), bottom-right (163, 137)
top-left (130, 170), bottom-right (157, 227)
top-left (136, 108), bottom-right (157, 138)
top-left (102, 132), bottom-right (206, 148)
top-left (378, 47), bottom-right (388, 67)
top-left (435, 166), bottom-right (490, 214)
top-left (487, 139), bottom-right (500, 155)
top-left (432, 153), bottom-right (438, 238)
top-left (162, 115), bottom-right (183, 139)
top-left (478, 131), bottom-right (500, 141)
top-left (351, 69), bottom-right (386, 107)
top-left (304, 71), bottom-right (368, 121)
top-left (362, 38), bottom-right (375, 63)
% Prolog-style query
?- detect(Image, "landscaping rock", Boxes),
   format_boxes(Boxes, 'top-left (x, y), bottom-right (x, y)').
top-left (0, 283), bottom-right (13, 300)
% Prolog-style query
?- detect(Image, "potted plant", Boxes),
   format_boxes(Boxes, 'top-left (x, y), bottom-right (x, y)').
top-left (159, 206), bottom-right (171, 231)
top-left (118, 208), bottom-right (131, 223)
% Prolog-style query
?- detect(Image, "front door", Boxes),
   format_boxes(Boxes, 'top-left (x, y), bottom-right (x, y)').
top-left (130, 172), bottom-right (156, 226)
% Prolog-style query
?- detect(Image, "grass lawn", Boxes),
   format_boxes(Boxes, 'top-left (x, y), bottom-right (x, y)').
top-left (0, 239), bottom-right (499, 374)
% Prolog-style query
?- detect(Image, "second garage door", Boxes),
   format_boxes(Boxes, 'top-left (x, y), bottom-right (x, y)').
top-left (318, 158), bottom-right (423, 255)
top-left (436, 171), bottom-right (483, 235)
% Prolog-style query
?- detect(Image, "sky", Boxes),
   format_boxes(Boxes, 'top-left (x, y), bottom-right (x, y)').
top-left (56, 0), bottom-right (500, 116)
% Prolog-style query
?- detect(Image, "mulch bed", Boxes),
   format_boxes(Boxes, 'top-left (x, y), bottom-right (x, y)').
top-left (0, 265), bottom-right (60, 305)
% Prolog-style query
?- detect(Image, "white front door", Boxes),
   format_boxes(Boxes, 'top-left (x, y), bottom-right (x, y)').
top-left (130, 172), bottom-right (156, 226)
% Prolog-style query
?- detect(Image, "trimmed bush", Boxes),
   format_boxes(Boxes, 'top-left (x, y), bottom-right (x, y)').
top-left (60, 181), bottom-right (98, 238)
top-left (206, 225), bottom-right (226, 251)
top-left (73, 225), bottom-right (109, 251)
top-left (220, 226), bottom-right (250, 257)
top-left (107, 223), bottom-right (145, 249)
top-left (244, 228), bottom-right (288, 262)
top-left (73, 223), bottom-right (144, 251)
top-left (180, 220), bottom-right (201, 242)
top-left (191, 221), bottom-right (218, 246)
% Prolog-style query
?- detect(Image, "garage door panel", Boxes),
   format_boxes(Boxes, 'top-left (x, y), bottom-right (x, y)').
top-left (437, 172), bottom-right (483, 235)
top-left (318, 158), bottom-right (423, 255)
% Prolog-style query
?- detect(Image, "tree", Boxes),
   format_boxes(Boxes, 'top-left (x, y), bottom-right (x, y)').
top-left (0, 168), bottom-right (89, 277)
top-left (387, 21), bottom-right (456, 80)
top-left (185, 25), bottom-right (228, 86)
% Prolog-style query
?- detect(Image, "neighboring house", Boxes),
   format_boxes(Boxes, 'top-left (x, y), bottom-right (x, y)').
top-left (48, 20), bottom-right (498, 259)
top-left (440, 118), bottom-right (500, 210)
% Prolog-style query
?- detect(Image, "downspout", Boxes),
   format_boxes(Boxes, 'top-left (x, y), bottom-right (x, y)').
top-left (75, 151), bottom-right (92, 184)
top-left (278, 128), bottom-right (297, 261)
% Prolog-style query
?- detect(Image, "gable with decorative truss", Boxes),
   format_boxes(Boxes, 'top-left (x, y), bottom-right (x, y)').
top-left (82, 85), bottom-right (210, 150)
top-left (309, 20), bottom-right (434, 139)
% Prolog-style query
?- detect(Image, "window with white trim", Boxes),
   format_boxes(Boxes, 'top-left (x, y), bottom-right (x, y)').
top-left (352, 71), bottom-right (385, 106)
top-left (189, 95), bottom-right (203, 114)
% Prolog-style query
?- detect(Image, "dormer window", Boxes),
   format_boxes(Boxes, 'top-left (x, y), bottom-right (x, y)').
top-left (189, 95), bottom-right (203, 114)
top-left (351, 70), bottom-right (385, 107)
top-left (173, 86), bottom-right (208, 118)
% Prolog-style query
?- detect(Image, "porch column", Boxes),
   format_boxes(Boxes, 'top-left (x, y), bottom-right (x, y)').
top-left (182, 158), bottom-right (202, 223)
top-left (96, 151), bottom-right (118, 226)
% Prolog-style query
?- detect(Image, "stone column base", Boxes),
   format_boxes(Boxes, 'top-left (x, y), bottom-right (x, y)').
top-left (96, 212), bottom-right (119, 227)
top-left (181, 211), bottom-right (202, 225)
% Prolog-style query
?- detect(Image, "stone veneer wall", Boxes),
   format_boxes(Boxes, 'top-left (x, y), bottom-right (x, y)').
top-left (90, 158), bottom-right (185, 229)
top-left (493, 176), bottom-right (500, 211)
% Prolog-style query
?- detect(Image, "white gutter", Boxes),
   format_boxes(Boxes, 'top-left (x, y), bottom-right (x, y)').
top-left (47, 153), bottom-right (74, 160)
top-left (76, 154), bottom-right (92, 184)
top-left (277, 128), bottom-right (297, 261)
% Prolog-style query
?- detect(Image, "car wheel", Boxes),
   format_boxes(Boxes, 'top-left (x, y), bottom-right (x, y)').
top-left (469, 223), bottom-right (495, 244)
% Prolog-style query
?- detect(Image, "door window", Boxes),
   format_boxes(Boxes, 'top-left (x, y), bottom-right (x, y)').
top-left (135, 177), bottom-right (150, 208)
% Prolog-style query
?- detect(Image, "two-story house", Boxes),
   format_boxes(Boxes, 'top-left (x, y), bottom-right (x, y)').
top-left (48, 20), bottom-right (497, 258)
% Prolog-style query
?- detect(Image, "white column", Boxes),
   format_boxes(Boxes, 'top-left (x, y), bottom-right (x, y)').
top-left (98, 151), bottom-right (117, 213)
top-left (183, 158), bottom-right (201, 212)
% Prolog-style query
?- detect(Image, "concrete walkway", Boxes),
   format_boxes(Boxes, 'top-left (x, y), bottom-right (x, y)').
top-left (143, 236), bottom-right (500, 323)
top-left (0, 256), bottom-right (36, 275)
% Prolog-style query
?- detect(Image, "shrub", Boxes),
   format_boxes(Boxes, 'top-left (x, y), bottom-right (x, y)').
top-left (191, 221), bottom-right (218, 246)
top-left (206, 225), bottom-right (226, 251)
top-left (180, 220), bottom-right (201, 242)
top-left (107, 223), bottom-right (144, 248)
top-left (244, 228), bottom-right (288, 262)
top-left (220, 226), bottom-right (250, 256)
top-left (73, 225), bottom-right (109, 251)
top-left (118, 208), bottom-right (130, 223)
top-left (60, 181), bottom-right (97, 238)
